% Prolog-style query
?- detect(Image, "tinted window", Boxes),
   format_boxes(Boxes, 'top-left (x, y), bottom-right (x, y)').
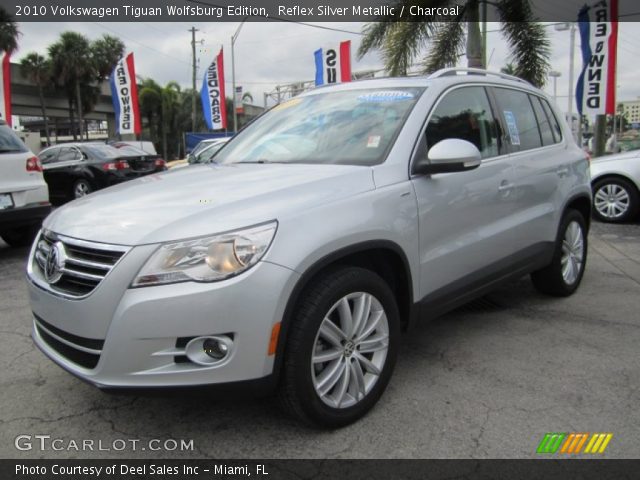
top-left (0, 124), bottom-right (28, 153)
top-left (39, 148), bottom-right (59, 164)
top-left (426, 87), bottom-right (499, 159)
top-left (57, 147), bottom-right (82, 162)
top-left (114, 145), bottom-right (148, 156)
top-left (530, 95), bottom-right (555, 146)
top-left (495, 88), bottom-right (542, 151)
top-left (540, 98), bottom-right (563, 142)
top-left (83, 145), bottom-right (123, 159)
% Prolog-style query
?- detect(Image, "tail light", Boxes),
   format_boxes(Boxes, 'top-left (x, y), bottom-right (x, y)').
top-left (154, 159), bottom-right (167, 169)
top-left (26, 156), bottom-right (43, 172)
top-left (102, 160), bottom-right (130, 171)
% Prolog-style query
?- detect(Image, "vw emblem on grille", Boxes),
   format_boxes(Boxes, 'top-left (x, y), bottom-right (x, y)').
top-left (44, 241), bottom-right (66, 284)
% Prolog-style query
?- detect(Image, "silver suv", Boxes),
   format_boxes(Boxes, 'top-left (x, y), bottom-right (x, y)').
top-left (27, 69), bottom-right (591, 427)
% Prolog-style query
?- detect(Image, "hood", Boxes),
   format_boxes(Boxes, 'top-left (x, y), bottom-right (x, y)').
top-left (44, 163), bottom-right (374, 245)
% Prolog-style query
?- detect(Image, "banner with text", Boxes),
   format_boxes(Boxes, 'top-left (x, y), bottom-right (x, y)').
top-left (0, 51), bottom-right (12, 126)
top-left (576, 0), bottom-right (618, 116)
top-left (109, 52), bottom-right (141, 135)
top-left (314, 41), bottom-right (351, 86)
top-left (201, 48), bottom-right (227, 130)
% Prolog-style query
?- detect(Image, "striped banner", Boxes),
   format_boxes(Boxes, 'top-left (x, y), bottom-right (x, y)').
top-left (314, 41), bottom-right (351, 86)
top-left (0, 51), bottom-right (11, 126)
top-left (200, 48), bottom-right (227, 131)
top-left (575, 0), bottom-right (618, 116)
top-left (109, 53), bottom-right (142, 135)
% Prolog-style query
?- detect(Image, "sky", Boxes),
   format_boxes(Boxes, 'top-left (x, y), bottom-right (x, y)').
top-left (13, 19), bottom-right (640, 115)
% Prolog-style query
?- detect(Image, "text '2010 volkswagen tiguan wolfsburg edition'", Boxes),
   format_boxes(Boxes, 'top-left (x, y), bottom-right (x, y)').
top-left (27, 69), bottom-right (591, 427)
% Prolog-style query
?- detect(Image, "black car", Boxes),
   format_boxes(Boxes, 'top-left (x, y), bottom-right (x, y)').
top-left (38, 143), bottom-right (167, 203)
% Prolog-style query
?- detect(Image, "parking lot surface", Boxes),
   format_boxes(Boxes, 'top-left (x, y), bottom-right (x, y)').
top-left (1, 221), bottom-right (639, 459)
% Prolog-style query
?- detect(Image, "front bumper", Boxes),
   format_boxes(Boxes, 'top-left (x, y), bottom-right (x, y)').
top-left (27, 237), bottom-right (299, 389)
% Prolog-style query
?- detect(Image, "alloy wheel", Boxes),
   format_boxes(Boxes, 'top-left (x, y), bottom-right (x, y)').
top-left (74, 181), bottom-right (90, 198)
top-left (594, 183), bottom-right (630, 220)
top-left (311, 292), bottom-right (389, 409)
top-left (561, 220), bottom-right (584, 285)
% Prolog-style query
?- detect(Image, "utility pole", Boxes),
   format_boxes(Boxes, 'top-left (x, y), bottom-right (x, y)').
top-left (189, 26), bottom-right (199, 133)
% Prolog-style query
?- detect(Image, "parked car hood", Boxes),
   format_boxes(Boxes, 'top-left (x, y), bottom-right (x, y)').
top-left (43, 163), bottom-right (375, 245)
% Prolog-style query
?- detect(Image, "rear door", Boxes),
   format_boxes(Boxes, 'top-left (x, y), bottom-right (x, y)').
top-left (411, 85), bottom-right (517, 297)
top-left (492, 87), bottom-right (567, 248)
top-left (42, 147), bottom-right (85, 197)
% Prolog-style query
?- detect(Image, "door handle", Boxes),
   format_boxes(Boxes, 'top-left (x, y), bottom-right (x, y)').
top-left (498, 182), bottom-right (514, 192)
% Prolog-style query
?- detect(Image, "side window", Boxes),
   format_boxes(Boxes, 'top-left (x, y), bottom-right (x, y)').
top-left (540, 98), bottom-right (563, 142)
top-left (57, 147), bottom-right (82, 162)
top-left (495, 88), bottom-right (542, 151)
top-left (39, 148), bottom-right (59, 164)
top-left (530, 95), bottom-right (556, 146)
top-left (426, 86), bottom-right (500, 159)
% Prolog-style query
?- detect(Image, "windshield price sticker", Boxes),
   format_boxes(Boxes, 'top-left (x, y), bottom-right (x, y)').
top-left (357, 91), bottom-right (415, 103)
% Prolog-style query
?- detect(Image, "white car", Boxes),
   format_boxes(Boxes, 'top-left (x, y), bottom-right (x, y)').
top-left (590, 149), bottom-right (640, 222)
top-left (0, 121), bottom-right (50, 247)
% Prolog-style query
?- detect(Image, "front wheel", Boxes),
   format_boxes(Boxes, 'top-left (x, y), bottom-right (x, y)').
top-left (531, 209), bottom-right (588, 297)
top-left (279, 267), bottom-right (400, 428)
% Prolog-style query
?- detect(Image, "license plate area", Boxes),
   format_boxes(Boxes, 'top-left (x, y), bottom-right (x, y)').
top-left (0, 193), bottom-right (14, 210)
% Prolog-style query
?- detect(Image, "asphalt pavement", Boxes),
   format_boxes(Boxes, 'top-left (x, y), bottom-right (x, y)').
top-left (1, 220), bottom-right (638, 459)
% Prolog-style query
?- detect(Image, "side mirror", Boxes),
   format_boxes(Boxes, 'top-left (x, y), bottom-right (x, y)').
top-left (414, 139), bottom-right (482, 175)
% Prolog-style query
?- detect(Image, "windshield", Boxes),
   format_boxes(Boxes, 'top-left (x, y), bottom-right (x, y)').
top-left (193, 141), bottom-right (228, 164)
top-left (215, 87), bottom-right (424, 166)
top-left (114, 145), bottom-right (149, 156)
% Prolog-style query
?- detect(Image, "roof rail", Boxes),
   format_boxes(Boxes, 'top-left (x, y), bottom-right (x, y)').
top-left (427, 68), bottom-right (531, 85)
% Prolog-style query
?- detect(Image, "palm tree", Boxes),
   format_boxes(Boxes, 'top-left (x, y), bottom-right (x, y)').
top-left (0, 6), bottom-right (19, 53)
top-left (92, 35), bottom-right (125, 81)
top-left (49, 32), bottom-right (93, 140)
top-left (501, 62), bottom-right (516, 76)
top-left (20, 53), bottom-right (51, 145)
top-left (358, 0), bottom-right (550, 87)
top-left (242, 91), bottom-right (253, 104)
top-left (160, 82), bottom-right (181, 159)
top-left (139, 78), bottom-right (162, 147)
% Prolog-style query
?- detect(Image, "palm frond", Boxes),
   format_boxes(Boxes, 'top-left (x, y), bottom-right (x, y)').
top-left (422, 8), bottom-right (467, 73)
top-left (497, 0), bottom-right (550, 87)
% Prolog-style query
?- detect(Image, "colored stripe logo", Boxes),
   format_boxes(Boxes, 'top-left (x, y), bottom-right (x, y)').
top-left (537, 433), bottom-right (613, 454)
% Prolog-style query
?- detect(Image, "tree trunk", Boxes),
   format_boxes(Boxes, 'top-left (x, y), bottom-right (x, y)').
top-left (75, 81), bottom-right (84, 141)
top-left (37, 85), bottom-right (51, 146)
top-left (68, 98), bottom-right (76, 141)
top-left (466, 5), bottom-right (483, 69)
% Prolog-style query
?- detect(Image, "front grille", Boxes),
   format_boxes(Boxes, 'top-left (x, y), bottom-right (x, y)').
top-left (33, 231), bottom-right (128, 298)
top-left (34, 315), bottom-right (104, 369)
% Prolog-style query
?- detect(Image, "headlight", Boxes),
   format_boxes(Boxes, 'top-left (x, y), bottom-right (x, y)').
top-left (132, 221), bottom-right (277, 287)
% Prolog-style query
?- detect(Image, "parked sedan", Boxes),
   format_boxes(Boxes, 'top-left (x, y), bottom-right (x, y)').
top-left (38, 143), bottom-right (167, 203)
top-left (590, 149), bottom-right (640, 222)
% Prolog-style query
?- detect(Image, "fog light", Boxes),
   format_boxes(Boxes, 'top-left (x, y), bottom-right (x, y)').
top-left (185, 336), bottom-right (233, 366)
top-left (203, 338), bottom-right (228, 359)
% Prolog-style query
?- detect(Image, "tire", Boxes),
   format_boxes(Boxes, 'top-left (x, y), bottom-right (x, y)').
top-left (278, 266), bottom-right (400, 428)
top-left (592, 177), bottom-right (639, 223)
top-left (531, 209), bottom-right (588, 297)
top-left (1, 225), bottom-right (38, 247)
top-left (72, 179), bottom-right (93, 199)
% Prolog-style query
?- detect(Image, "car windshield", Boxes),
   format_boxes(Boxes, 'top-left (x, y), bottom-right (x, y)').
top-left (215, 87), bottom-right (424, 166)
top-left (193, 141), bottom-right (228, 164)
top-left (0, 125), bottom-right (28, 153)
top-left (191, 140), bottom-right (219, 156)
top-left (114, 145), bottom-right (149, 156)
top-left (82, 144), bottom-right (124, 159)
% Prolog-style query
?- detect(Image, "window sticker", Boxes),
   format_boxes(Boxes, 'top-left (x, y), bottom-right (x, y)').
top-left (503, 110), bottom-right (521, 146)
top-left (366, 135), bottom-right (381, 148)
top-left (357, 91), bottom-right (415, 103)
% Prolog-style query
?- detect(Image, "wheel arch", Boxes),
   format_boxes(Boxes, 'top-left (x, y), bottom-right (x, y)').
top-left (591, 172), bottom-right (640, 195)
top-left (564, 193), bottom-right (592, 232)
top-left (272, 240), bottom-right (414, 382)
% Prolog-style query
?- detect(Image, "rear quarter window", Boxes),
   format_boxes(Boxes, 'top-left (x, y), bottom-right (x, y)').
top-left (494, 88), bottom-right (542, 152)
top-left (0, 125), bottom-right (29, 153)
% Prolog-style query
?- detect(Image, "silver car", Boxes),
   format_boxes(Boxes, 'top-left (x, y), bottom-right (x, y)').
top-left (27, 69), bottom-right (591, 427)
top-left (590, 149), bottom-right (640, 223)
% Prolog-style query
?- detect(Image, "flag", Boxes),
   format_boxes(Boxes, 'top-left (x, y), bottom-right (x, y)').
top-left (576, 0), bottom-right (618, 116)
top-left (235, 86), bottom-right (244, 114)
top-left (0, 51), bottom-right (11, 126)
top-left (200, 48), bottom-right (227, 130)
top-left (314, 41), bottom-right (351, 86)
top-left (109, 53), bottom-right (141, 135)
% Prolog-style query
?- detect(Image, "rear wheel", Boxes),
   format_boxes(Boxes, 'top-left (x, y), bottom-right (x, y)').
top-left (592, 177), bottom-right (639, 223)
top-left (278, 267), bottom-right (400, 427)
top-left (531, 209), bottom-right (587, 297)
top-left (72, 179), bottom-right (93, 199)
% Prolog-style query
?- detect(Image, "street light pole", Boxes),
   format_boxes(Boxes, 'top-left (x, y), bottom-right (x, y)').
top-left (231, 19), bottom-right (247, 133)
top-left (549, 71), bottom-right (562, 104)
